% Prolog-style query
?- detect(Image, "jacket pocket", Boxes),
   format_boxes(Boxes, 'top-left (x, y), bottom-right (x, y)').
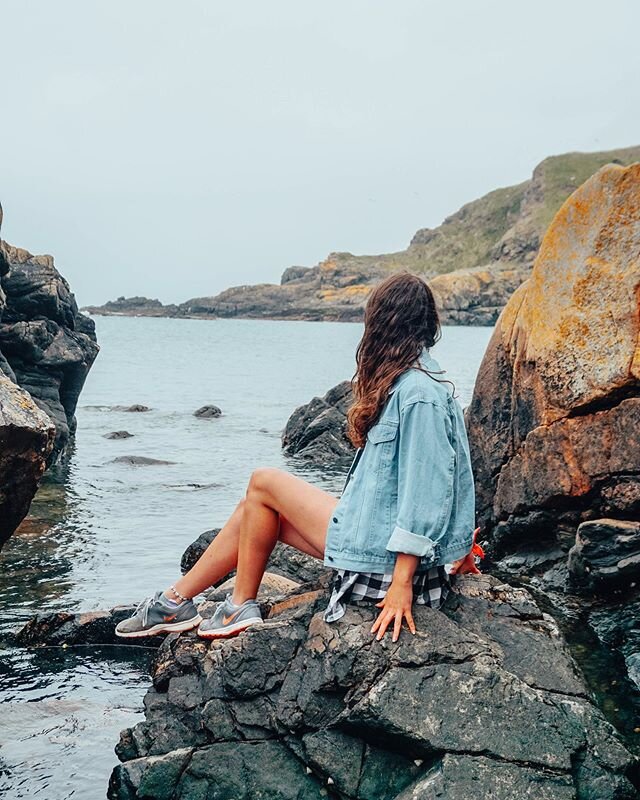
top-left (366, 420), bottom-right (399, 444)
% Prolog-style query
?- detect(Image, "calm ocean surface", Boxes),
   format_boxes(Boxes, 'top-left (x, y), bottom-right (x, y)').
top-left (0, 317), bottom-right (492, 799)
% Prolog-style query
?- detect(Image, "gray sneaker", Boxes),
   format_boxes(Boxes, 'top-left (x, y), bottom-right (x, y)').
top-left (197, 594), bottom-right (262, 640)
top-left (115, 591), bottom-right (202, 638)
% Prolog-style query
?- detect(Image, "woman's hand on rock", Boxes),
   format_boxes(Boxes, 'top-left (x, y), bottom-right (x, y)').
top-left (371, 580), bottom-right (416, 642)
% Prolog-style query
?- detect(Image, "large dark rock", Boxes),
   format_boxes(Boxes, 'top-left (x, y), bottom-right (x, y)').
top-left (109, 575), bottom-right (638, 799)
top-left (282, 380), bottom-right (355, 466)
top-left (465, 164), bottom-right (640, 698)
top-left (0, 240), bottom-right (99, 462)
top-left (0, 206), bottom-right (97, 543)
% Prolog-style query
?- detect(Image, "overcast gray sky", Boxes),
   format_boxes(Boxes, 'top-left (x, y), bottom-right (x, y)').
top-left (2, 1), bottom-right (639, 305)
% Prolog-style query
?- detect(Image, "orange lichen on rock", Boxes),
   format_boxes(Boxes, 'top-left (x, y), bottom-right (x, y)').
top-left (499, 163), bottom-right (640, 424)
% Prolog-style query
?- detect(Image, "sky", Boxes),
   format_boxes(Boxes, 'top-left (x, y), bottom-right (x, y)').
top-left (1, 1), bottom-right (639, 306)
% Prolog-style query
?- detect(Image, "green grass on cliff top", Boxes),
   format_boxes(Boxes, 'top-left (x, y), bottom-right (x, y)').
top-left (335, 144), bottom-right (640, 278)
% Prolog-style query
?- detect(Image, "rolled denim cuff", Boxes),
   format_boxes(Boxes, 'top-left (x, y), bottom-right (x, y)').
top-left (386, 525), bottom-right (437, 560)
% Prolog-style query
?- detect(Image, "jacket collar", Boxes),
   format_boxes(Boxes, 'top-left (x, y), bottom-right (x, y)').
top-left (388, 347), bottom-right (439, 395)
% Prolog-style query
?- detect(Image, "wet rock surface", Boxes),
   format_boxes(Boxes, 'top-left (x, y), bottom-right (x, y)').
top-left (108, 575), bottom-right (638, 800)
top-left (104, 430), bottom-right (135, 439)
top-left (282, 380), bottom-right (354, 466)
top-left (568, 518), bottom-right (640, 593)
top-left (11, 605), bottom-right (147, 647)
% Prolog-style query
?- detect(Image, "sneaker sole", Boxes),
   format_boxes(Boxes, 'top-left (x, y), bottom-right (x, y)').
top-left (196, 616), bottom-right (262, 639)
top-left (115, 614), bottom-right (203, 639)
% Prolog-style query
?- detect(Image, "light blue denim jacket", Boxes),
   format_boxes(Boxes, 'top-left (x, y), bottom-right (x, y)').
top-left (323, 348), bottom-right (476, 573)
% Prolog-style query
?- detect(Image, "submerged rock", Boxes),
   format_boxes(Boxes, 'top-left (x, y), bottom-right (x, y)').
top-left (0, 373), bottom-right (55, 549)
top-left (112, 455), bottom-right (175, 466)
top-left (282, 380), bottom-right (355, 466)
top-left (109, 575), bottom-right (638, 799)
top-left (104, 430), bottom-right (135, 440)
top-left (112, 404), bottom-right (151, 413)
top-left (193, 405), bottom-right (222, 418)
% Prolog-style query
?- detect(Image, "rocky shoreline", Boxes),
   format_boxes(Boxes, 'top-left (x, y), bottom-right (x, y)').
top-left (84, 145), bottom-right (640, 326)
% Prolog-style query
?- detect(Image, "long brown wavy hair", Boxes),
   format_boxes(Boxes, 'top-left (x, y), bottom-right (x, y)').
top-left (346, 272), bottom-right (456, 448)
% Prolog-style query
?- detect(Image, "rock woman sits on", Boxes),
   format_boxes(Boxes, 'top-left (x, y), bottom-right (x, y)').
top-left (116, 272), bottom-right (481, 643)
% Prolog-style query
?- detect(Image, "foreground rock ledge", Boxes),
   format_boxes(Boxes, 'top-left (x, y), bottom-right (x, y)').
top-left (108, 575), bottom-right (638, 800)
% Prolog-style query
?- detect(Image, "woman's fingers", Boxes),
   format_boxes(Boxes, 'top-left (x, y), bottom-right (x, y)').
top-left (372, 607), bottom-right (416, 641)
top-left (392, 611), bottom-right (403, 643)
top-left (371, 607), bottom-right (391, 634)
top-left (405, 609), bottom-right (416, 635)
top-left (375, 610), bottom-right (394, 640)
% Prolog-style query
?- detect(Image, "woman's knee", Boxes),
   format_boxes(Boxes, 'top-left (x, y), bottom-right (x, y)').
top-left (246, 467), bottom-right (283, 499)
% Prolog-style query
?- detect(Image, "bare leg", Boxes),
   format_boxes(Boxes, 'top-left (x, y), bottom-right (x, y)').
top-left (232, 468), bottom-right (338, 605)
top-left (167, 469), bottom-right (337, 602)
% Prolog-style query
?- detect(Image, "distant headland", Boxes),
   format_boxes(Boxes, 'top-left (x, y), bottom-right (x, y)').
top-left (83, 145), bottom-right (640, 326)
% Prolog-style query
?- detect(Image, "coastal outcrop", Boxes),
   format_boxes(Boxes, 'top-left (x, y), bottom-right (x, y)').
top-left (108, 574), bottom-right (638, 799)
top-left (0, 240), bottom-right (99, 461)
top-left (0, 203), bottom-right (98, 547)
top-left (464, 164), bottom-right (640, 692)
top-left (85, 145), bottom-right (640, 325)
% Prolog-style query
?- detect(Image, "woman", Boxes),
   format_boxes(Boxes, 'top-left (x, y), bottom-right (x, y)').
top-left (116, 272), bottom-right (479, 644)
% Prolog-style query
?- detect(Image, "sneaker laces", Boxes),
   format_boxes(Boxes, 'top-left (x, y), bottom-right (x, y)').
top-left (134, 596), bottom-right (155, 628)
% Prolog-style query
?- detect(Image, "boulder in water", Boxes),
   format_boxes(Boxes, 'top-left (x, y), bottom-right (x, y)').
top-left (104, 430), bottom-right (134, 440)
top-left (112, 455), bottom-right (175, 466)
top-left (193, 405), bottom-right (222, 418)
top-left (282, 380), bottom-right (354, 466)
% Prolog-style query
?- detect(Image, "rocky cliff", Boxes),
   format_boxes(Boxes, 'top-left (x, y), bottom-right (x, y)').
top-left (0, 203), bottom-right (98, 548)
top-left (85, 145), bottom-right (640, 325)
top-left (107, 574), bottom-right (638, 799)
top-left (0, 241), bottom-right (99, 461)
top-left (464, 163), bottom-right (640, 696)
